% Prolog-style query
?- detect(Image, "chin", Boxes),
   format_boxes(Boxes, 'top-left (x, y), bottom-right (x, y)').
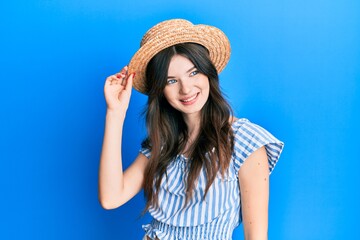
top-left (179, 105), bottom-right (205, 116)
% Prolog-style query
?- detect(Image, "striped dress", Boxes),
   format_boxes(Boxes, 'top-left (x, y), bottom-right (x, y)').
top-left (140, 118), bottom-right (284, 240)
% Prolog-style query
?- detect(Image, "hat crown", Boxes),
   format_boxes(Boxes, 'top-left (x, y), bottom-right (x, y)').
top-left (140, 19), bottom-right (194, 47)
top-left (129, 18), bottom-right (231, 94)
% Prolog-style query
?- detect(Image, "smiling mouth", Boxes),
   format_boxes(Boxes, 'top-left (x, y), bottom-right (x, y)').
top-left (180, 93), bottom-right (199, 104)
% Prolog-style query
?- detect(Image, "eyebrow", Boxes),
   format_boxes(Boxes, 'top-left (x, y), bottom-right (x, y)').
top-left (167, 66), bottom-right (196, 79)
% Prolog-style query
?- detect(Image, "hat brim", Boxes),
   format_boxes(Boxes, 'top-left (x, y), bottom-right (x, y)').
top-left (128, 23), bottom-right (231, 94)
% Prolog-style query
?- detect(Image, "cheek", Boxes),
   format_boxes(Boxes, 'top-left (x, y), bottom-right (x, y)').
top-left (163, 88), bottom-right (176, 104)
top-left (201, 78), bottom-right (210, 94)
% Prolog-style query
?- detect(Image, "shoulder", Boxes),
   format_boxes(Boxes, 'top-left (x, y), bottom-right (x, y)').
top-left (231, 117), bottom-right (284, 174)
top-left (231, 117), bottom-right (252, 133)
top-left (231, 117), bottom-right (280, 147)
top-left (231, 117), bottom-right (273, 139)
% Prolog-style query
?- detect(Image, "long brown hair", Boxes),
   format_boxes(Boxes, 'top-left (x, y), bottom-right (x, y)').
top-left (142, 43), bottom-right (234, 211)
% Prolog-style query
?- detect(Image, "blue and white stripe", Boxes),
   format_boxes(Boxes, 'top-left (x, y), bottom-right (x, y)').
top-left (140, 118), bottom-right (284, 239)
top-left (232, 118), bottom-right (284, 174)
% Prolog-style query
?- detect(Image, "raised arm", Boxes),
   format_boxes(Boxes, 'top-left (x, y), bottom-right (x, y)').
top-left (98, 66), bottom-right (148, 210)
top-left (238, 146), bottom-right (270, 240)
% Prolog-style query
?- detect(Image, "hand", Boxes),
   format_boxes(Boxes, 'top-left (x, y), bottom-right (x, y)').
top-left (104, 66), bottom-right (135, 113)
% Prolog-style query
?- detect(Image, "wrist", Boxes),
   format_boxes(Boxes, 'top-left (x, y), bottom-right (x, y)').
top-left (106, 109), bottom-right (126, 120)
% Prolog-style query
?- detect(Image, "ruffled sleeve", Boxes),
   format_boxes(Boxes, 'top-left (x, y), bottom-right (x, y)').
top-left (139, 147), bottom-right (151, 159)
top-left (232, 118), bottom-right (284, 175)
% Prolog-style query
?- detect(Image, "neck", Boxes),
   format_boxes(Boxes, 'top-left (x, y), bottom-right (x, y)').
top-left (182, 112), bottom-right (201, 140)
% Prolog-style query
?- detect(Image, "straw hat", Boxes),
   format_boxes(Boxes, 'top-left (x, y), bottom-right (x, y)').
top-left (128, 19), bottom-right (231, 94)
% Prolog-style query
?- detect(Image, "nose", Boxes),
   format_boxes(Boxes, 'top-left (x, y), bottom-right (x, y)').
top-left (179, 78), bottom-right (191, 95)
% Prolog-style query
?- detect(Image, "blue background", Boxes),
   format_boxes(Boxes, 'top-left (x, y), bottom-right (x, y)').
top-left (1, 0), bottom-right (359, 239)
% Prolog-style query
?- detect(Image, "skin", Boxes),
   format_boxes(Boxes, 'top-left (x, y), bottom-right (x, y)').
top-left (163, 55), bottom-right (210, 152)
top-left (98, 56), bottom-right (270, 240)
top-left (239, 146), bottom-right (269, 239)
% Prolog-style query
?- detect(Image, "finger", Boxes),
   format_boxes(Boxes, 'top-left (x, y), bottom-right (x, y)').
top-left (124, 72), bottom-right (135, 91)
top-left (106, 76), bottom-right (121, 86)
top-left (105, 76), bottom-right (114, 85)
top-left (106, 76), bottom-right (113, 82)
top-left (119, 65), bottom-right (128, 75)
top-left (106, 75), bottom-right (119, 81)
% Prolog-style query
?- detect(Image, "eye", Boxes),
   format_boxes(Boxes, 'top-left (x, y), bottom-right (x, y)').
top-left (167, 79), bottom-right (177, 85)
top-left (189, 70), bottom-right (199, 77)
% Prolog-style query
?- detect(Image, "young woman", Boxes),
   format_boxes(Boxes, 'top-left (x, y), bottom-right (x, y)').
top-left (98, 19), bottom-right (284, 240)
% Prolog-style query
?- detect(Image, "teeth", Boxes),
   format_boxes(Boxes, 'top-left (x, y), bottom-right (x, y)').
top-left (182, 94), bottom-right (197, 102)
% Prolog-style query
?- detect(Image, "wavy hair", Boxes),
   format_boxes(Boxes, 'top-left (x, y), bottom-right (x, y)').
top-left (142, 43), bottom-right (234, 211)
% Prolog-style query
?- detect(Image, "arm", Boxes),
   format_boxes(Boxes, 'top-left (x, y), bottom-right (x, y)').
top-left (238, 146), bottom-right (269, 240)
top-left (98, 67), bottom-right (147, 209)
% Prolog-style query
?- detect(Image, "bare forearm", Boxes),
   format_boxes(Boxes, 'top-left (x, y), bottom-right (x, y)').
top-left (98, 110), bottom-right (126, 209)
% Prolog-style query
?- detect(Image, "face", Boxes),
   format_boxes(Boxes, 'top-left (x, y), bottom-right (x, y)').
top-left (163, 54), bottom-right (210, 120)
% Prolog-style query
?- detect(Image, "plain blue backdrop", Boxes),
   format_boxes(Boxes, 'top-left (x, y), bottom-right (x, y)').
top-left (1, 0), bottom-right (359, 239)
